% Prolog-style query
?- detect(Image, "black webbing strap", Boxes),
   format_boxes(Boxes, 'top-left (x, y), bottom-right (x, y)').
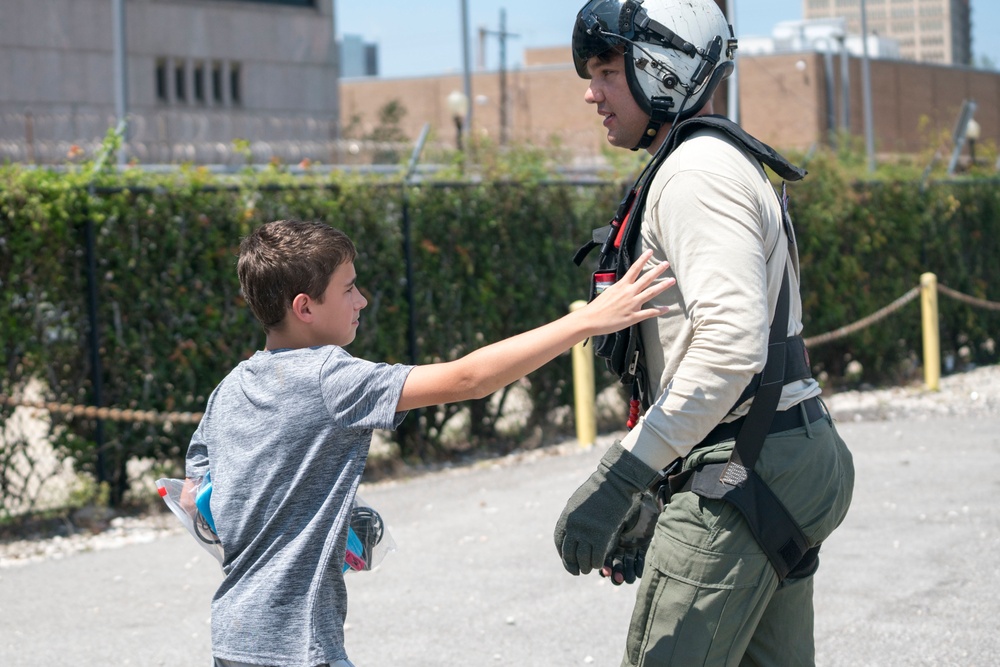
top-left (729, 335), bottom-right (810, 411)
top-left (690, 463), bottom-right (812, 580)
top-left (721, 269), bottom-right (791, 486)
top-left (681, 269), bottom-right (817, 580)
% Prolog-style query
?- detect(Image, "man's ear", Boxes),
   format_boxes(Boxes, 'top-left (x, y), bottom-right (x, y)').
top-left (290, 293), bottom-right (313, 323)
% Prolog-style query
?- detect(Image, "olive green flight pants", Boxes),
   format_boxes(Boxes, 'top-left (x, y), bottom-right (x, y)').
top-left (621, 412), bottom-right (854, 667)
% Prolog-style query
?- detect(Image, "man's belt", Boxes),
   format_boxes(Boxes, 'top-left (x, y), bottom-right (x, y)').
top-left (701, 396), bottom-right (825, 449)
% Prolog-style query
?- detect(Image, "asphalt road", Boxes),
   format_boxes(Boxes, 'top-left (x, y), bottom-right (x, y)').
top-left (2, 415), bottom-right (998, 666)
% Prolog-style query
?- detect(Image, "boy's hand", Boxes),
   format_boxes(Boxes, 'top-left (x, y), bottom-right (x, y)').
top-left (179, 477), bottom-right (198, 514)
top-left (583, 250), bottom-right (673, 336)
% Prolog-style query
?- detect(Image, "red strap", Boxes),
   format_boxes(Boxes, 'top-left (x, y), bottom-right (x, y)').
top-left (613, 186), bottom-right (643, 249)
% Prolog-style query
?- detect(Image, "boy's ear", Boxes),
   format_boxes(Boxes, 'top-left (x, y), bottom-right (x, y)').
top-left (290, 293), bottom-right (313, 323)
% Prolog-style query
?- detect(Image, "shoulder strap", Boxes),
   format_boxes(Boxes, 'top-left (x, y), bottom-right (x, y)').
top-left (663, 115), bottom-right (807, 182)
top-left (720, 268), bottom-right (791, 486)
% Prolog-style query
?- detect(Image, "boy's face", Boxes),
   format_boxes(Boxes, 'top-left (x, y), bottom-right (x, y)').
top-left (316, 261), bottom-right (368, 346)
top-left (583, 51), bottom-right (649, 151)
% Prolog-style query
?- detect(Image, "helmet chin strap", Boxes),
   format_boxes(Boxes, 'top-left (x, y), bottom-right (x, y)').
top-left (632, 97), bottom-right (672, 151)
top-left (632, 93), bottom-right (694, 151)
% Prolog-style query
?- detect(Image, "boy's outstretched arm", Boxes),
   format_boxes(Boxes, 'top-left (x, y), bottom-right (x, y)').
top-left (397, 250), bottom-right (673, 412)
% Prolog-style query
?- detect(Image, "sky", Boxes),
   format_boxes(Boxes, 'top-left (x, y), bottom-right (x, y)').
top-left (336, 0), bottom-right (999, 79)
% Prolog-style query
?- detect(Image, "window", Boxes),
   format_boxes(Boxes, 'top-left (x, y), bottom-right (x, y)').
top-left (194, 62), bottom-right (206, 103)
top-left (155, 59), bottom-right (168, 102)
top-left (175, 62), bottom-right (187, 102)
top-left (230, 64), bottom-right (241, 105)
top-left (212, 62), bottom-right (224, 104)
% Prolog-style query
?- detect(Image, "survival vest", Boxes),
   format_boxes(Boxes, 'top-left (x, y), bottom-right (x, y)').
top-left (575, 114), bottom-right (820, 580)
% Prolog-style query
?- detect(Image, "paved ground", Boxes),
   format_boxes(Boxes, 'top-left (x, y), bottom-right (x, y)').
top-left (1, 414), bottom-right (998, 666)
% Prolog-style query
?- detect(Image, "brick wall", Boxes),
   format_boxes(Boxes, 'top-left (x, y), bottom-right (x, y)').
top-left (341, 50), bottom-right (1000, 163)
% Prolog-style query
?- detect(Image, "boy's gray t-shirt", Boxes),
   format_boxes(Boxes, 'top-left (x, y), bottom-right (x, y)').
top-left (185, 346), bottom-right (412, 667)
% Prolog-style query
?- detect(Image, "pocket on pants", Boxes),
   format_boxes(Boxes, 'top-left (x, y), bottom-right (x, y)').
top-left (624, 497), bottom-right (774, 666)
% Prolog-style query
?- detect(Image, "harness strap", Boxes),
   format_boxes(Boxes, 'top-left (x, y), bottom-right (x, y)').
top-left (667, 269), bottom-right (819, 581)
top-left (721, 269), bottom-right (791, 485)
top-left (692, 463), bottom-right (810, 580)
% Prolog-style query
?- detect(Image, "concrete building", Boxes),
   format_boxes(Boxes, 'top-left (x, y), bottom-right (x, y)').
top-left (340, 34), bottom-right (378, 79)
top-left (740, 18), bottom-right (901, 60)
top-left (803, 0), bottom-right (972, 66)
top-left (0, 0), bottom-right (339, 164)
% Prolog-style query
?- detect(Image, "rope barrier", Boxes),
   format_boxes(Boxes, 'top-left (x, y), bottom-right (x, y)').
top-left (803, 282), bottom-right (1000, 348)
top-left (0, 395), bottom-right (202, 425)
top-left (803, 286), bottom-right (921, 347)
top-left (1, 282), bottom-right (997, 422)
top-left (937, 283), bottom-right (1000, 311)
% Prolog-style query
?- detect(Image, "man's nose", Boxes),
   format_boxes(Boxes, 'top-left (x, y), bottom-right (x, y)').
top-left (584, 84), bottom-right (600, 104)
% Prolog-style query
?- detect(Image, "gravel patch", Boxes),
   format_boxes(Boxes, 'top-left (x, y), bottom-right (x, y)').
top-left (823, 363), bottom-right (1000, 422)
top-left (4, 364), bottom-right (999, 568)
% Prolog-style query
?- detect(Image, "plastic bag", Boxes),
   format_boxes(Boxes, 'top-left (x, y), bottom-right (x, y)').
top-left (156, 475), bottom-right (225, 565)
top-left (343, 494), bottom-right (396, 573)
top-left (155, 476), bottom-right (395, 573)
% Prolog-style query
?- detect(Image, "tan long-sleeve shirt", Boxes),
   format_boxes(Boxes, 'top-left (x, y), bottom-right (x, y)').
top-left (623, 127), bottom-right (821, 471)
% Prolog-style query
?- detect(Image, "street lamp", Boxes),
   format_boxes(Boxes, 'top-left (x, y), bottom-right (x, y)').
top-left (447, 90), bottom-right (469, 151)
top-left (966, 117), bottom-right (981, 166)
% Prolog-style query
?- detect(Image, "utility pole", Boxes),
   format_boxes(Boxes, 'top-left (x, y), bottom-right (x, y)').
top-left (480, 9), bottom-right (519, 145)
top-left (112, 0), bottom-right (128, 165)
top-left (859, 0), bottom-right (876, 172)
top-left (725, 0), bottom-right (738, 122)
top-left (459, 0), bottom-right (473, 140)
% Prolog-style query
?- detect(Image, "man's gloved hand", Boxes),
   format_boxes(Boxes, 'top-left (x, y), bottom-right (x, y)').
top-left (601, 491), bottom-right (661, 585)
top-left (554, 441), bottom-right (661, 576)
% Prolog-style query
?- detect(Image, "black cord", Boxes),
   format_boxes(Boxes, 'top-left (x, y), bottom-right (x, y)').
top-left (350, 505), bottom-right (385, 561)
top-left (193, 513), bottom-right (221, 546)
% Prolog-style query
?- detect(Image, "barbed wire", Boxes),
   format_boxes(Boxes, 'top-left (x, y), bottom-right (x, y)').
top-left (2, 283), bottom-right (998, 423)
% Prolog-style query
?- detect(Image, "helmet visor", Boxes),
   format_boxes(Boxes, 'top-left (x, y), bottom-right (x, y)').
top-left (572, 0), bottom-right (632, 78)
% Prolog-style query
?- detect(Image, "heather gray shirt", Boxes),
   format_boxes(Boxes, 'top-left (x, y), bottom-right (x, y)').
top-left (186, 346), bottom-right (412, 667)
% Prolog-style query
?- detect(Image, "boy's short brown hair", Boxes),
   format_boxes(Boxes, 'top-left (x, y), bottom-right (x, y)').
top-left (238, 219), bottom-right (357, 331)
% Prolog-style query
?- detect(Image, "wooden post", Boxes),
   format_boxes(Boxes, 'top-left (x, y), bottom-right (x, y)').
top-left (920, 272), bottom-right (940, 391)
top-left (570, 301), bottom-right (597, 446)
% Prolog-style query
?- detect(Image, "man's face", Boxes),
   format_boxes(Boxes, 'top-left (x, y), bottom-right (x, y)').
top-left (584, 51), bottom-right (649, 150)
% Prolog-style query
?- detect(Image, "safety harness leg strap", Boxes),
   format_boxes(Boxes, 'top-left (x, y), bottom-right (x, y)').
top-left (690, 465), bottom-right (811, 580)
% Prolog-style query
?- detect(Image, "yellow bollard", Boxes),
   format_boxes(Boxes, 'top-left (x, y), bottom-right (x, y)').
top-left (570, 300), bottom-right (597, 446)
top-left (920, 272), bottom-right (941, 391)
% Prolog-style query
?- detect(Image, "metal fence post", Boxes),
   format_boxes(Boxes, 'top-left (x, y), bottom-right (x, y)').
top-left (920, 272), bottom-right (940, 391)
top-left (570, 300), bottom-right (596, 446)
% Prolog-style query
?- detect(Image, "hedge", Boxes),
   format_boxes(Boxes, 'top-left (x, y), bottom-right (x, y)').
top-left (1, 149), bottom-right (998, 508)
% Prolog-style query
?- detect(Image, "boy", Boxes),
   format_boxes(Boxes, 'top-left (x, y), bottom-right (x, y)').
top-left (184, 219), bottom-right (674, 667)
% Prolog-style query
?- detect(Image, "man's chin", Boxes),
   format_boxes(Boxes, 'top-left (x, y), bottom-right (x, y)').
top-left (607, 134), bottom-right (633, 149)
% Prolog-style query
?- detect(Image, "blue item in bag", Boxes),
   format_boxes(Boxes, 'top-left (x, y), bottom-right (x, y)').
top-left (194, 472), bottom-right (217, 534)
top-left (343, 527), bottom-right (367, 572)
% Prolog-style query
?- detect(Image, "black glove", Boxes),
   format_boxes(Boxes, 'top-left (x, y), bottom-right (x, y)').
top-left (554, 441), bottom-right (661, 576)
top-left (602, 491), bottom-right (661, 585)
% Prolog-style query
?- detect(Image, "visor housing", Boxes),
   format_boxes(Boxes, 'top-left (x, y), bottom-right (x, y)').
top-left (572, 0), bottom-right (638, 78)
